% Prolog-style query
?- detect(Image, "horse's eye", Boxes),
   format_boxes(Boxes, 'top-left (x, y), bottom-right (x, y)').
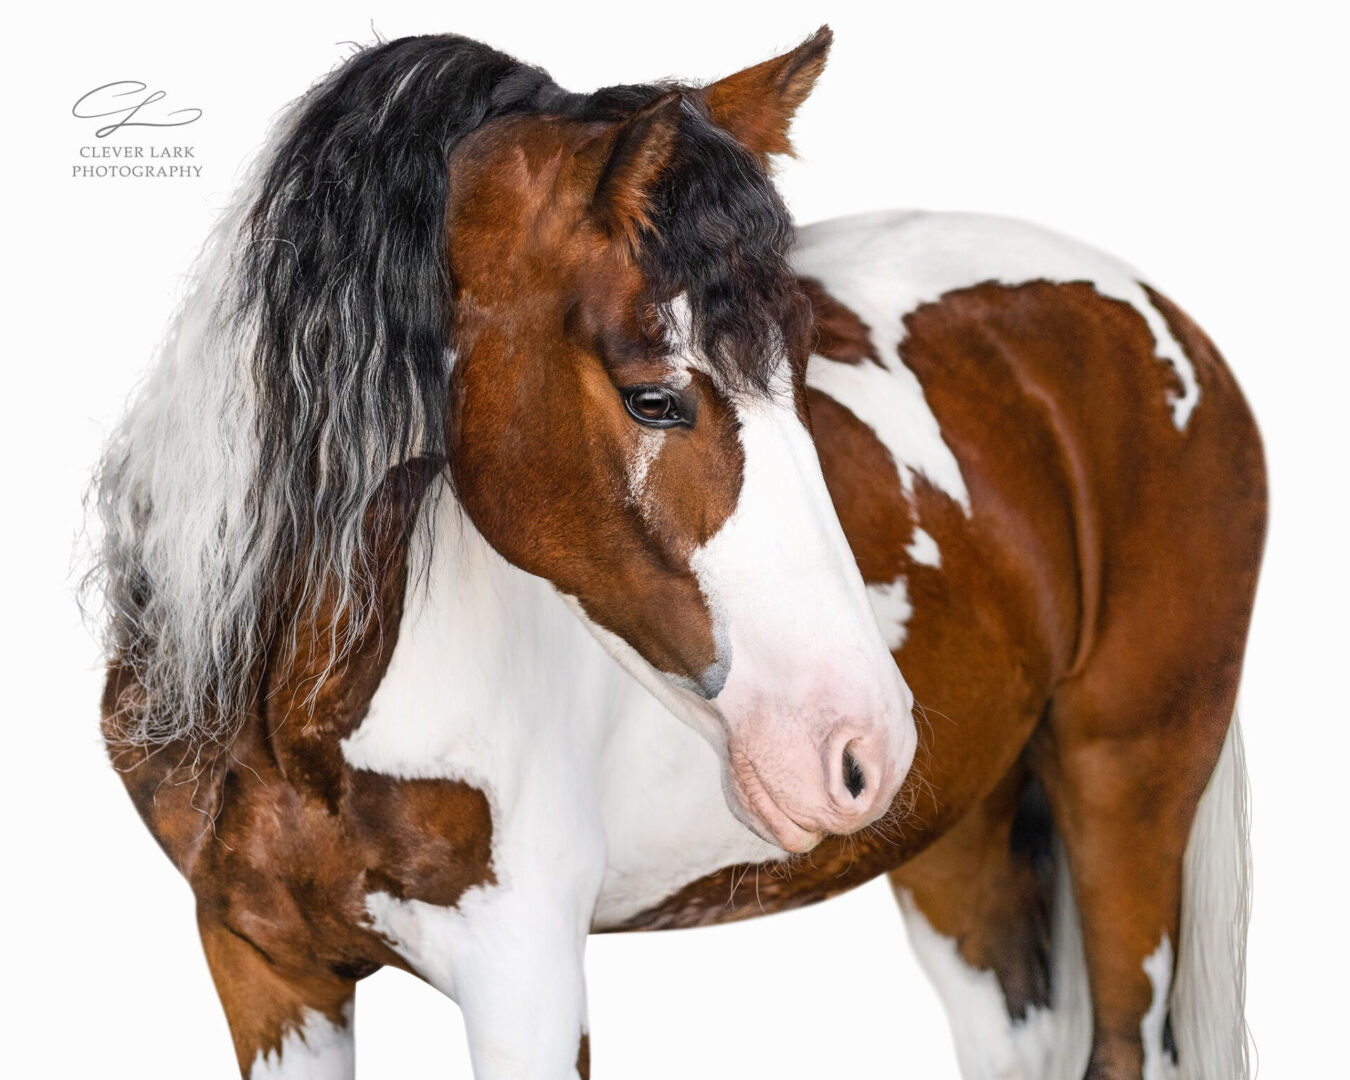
top-left (621, 385), bottom-right (687, 428)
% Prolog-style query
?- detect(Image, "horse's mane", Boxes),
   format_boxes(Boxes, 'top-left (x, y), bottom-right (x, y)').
top-left (91, 33), bottom-right (803, 749)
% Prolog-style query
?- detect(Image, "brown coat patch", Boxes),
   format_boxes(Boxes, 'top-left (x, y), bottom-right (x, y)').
top-left (798, 276), bottom-right (883, 367)
top-left (576, 1032), bottom-right (591, 1079)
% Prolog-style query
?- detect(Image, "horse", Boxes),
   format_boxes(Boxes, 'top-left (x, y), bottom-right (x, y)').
top-left (90, 27), bottom-right (1266, 1080)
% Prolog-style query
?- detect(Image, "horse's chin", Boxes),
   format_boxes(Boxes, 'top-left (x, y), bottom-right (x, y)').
top-left (721, 764), bottom-right (825, 854)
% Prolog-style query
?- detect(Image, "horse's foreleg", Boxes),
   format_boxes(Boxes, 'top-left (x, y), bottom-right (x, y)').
top-left (889, 763), bottom-right (1058, 1080)
top-left (198, 916), bottom-right (356, 1079)
top-left (362, 883), bottom-right (594, 1080)
top-left (453, 897), bottom-right (592, 1080)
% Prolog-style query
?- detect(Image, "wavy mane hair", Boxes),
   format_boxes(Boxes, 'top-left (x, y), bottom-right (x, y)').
top-left (92, 33), bottom-right (804, 748)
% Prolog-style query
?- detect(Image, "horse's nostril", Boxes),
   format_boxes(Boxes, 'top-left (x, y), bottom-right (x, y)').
top-left (842, 746), bottom-right (866, 799)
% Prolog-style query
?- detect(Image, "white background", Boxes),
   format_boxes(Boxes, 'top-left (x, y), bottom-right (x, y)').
top-left (5, 1), bottom-right (1347, 1076)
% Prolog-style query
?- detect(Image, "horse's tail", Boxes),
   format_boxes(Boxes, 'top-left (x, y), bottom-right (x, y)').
top-left (91, 35), bottom-right (564, 749)
top-left (1172, 713), bottom-right (1253, 1077)
top-left (1043, 714), bottom-right (1252, 1078)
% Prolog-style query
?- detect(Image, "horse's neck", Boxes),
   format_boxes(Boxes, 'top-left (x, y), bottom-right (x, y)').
top-left (343, 490), bottom-right (617, 798)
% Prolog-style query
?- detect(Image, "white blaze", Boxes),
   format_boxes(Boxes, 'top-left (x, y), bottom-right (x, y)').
top-left (689, 390), bottom-right (912, 737)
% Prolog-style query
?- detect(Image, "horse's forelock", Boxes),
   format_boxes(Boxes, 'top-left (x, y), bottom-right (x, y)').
top-left (641, 100), bottom-right (809, 391)
top-left (591, 93), bottom-right (808, 391)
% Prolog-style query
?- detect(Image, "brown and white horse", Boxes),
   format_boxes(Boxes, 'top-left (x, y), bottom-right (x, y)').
top-left (92, 28), bottom-right (1265, 1080)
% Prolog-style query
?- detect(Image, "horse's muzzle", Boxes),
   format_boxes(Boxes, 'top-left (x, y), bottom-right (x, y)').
top-left (723, 700), bottom-right (917, 853)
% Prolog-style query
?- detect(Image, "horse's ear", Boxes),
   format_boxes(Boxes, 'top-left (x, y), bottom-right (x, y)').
top-left (702, 24), bottom-right (826, 164)
top-left (589, 93), bottom-right (683, 252)
top-left (701, 25), bottom-right (833, 165)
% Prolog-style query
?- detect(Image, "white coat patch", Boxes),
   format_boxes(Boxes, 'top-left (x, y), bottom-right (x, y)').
top-left (1141, 934), bottom-right (1179, 1080)
top-left (867, 576), bottom-right (913, 652)
top-left (898, 890), bottom-right (1056, 1079)
top-left (908, 526), bottom-right (942, 568)
top-left (553, 598), bottom-right (787, 928)
top-left (625, 429), bottom-right (664, 507)
top-left (249, 1004), bottom-right (353, 1079)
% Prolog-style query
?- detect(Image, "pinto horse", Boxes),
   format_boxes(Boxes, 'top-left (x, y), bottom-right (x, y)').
top-left (92, 28), bottom-right (1265, 1080)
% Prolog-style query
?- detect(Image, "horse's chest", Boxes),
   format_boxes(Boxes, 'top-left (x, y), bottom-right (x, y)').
top-left (590, 684), bottom-right (784, 929)
top-left (339, 504), bottom-right (781, 932)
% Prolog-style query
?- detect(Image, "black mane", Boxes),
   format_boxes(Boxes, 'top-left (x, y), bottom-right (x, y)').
top-left (241, 35), bottom-right (567, 555)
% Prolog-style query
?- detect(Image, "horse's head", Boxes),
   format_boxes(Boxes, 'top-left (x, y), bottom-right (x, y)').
top-left (445, 29), bottom-right (916, 852)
